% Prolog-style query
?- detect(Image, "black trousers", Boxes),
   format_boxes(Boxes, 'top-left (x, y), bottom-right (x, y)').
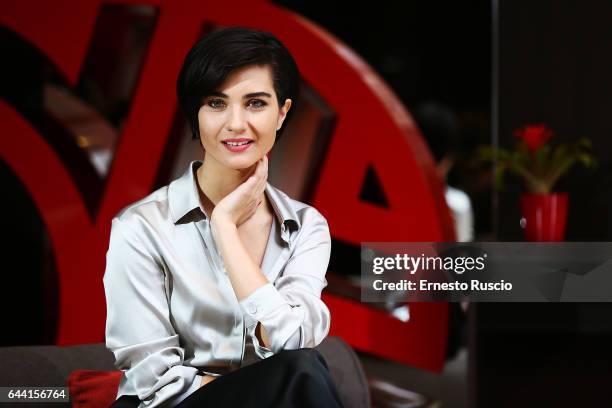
top-left (111, 348), bottom-right (344, 408)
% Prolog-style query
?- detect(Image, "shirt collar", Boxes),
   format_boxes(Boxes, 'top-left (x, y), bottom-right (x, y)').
top-left (168, 161), bottom-right (300, 235)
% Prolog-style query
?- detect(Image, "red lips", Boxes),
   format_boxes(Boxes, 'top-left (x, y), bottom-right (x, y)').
top-left (221, 138), bottom-right (254, 153)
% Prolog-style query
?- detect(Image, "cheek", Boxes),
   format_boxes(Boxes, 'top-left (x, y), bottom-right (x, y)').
top-left (198, 112), bottom-right (223, 143)
top-left (252, 111), bottom-right (279, 139)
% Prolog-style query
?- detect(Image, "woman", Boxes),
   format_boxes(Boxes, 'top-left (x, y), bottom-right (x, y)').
top-left (104, 27), bottom-right (343, 407)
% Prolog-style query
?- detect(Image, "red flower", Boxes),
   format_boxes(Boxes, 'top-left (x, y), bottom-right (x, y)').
top-left (513, 124), bottom-right (553, 152)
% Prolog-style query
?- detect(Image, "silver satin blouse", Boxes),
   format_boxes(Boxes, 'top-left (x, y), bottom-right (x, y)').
top-left (103, 160), bottom-right (331, 407)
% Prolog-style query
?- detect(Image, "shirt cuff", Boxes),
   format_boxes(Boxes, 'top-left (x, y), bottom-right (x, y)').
top-left (199, 371), bottom-right (222, 378)
top-left (239, 283), bottom-right (287, 320)
top-left (251, 327), bottom-right (275, 359)
top-left (169, 374), bottom-right (202, 407)
top-left (250, 326), bottom-right (301, 358)
top-left (240, 283), bottom-right (305, 353)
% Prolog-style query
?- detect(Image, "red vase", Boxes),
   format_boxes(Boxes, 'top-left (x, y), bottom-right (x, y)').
top-left (519, 192), bottom-right (569, 241)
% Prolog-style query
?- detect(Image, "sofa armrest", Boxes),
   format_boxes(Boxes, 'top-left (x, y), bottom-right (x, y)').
top-left (317, 336), bottom-right (371, 408)
top-left (0, 343), bottom-right (115, 387)
top-left (0, 336), bottom-right (369, 408)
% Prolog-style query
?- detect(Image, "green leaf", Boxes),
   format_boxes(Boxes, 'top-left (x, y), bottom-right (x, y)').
top-left (534, 144), bottom-right (551, 178)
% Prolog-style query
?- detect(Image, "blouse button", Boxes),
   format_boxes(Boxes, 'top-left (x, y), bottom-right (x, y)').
top-left (248, 303), bottom-right (258, 314)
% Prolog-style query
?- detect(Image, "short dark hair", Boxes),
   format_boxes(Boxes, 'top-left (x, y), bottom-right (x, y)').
top-left (176, 27), bottom-right (300, 140)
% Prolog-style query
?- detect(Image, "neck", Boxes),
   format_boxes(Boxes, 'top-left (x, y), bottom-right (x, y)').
top-left (196, 155), bottom-right (255, 206)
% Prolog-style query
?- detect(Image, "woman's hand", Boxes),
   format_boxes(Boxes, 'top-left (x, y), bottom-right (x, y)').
top-left (200, 374), bottom-right (218, 388)
top-left (210, 156), bottom-right (268, 228)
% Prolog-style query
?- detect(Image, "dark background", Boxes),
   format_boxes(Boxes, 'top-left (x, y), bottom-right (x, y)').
top-left (276, 1), bottom-right (612, 406)
top-left (2, 0), bottom-right (611, 406)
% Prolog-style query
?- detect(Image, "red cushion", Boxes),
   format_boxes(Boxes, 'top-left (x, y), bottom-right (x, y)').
top-left (67, 370), bottom-right (122, 408)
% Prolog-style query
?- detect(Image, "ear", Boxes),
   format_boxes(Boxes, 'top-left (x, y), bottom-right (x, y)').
top-left (276, 98), bottom-right (292, 131)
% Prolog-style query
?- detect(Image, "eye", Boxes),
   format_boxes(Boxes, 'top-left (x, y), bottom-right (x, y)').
top-left (247, 99), bottom-right (267, 109)
top-left (206, 99), bottom-right (226, 109)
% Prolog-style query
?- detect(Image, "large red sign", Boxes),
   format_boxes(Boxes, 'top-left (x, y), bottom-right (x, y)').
top-left (1, 0), bottom-right (454, 372)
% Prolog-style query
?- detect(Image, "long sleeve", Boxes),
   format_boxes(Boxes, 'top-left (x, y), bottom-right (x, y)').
top-left (239, 208), bottom-right (331, 358)
top-left (103, 217), bottom-right (202, 407)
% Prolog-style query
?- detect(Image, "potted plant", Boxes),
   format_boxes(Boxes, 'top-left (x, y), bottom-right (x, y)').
top-left (477, 124), bottom-right (597, 241)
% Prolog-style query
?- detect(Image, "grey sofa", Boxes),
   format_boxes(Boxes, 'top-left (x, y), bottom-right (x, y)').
top-left (0, 336), bottom-right (370, 408)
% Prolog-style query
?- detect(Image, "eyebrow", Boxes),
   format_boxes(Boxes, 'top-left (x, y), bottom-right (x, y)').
top-left (207, 91), bottom-right (272, 99)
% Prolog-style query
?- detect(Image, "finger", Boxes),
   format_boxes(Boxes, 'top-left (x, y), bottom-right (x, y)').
top-left (245, 175), bottom-right (258, 189)
top-left (238, 175), bottom-right (258, 196)
top-left (262, 158), bottom-right (268, 183)
top-left (245, 178), bottom-right (261, 202)
top-left (260, 157), bottom-right (269, 183)
top-left (256, 162), bottom-right (267, 184)
top-left (253, 158), bottom-right (265, 181)
top-left (244, 159), bottom-right (266, 202)
top-left (256, 172), bottom-right (267, 197)
top-left (259, 156), bottom-right (268, 175)
top-left (254, 161), bottom-right (267, 189)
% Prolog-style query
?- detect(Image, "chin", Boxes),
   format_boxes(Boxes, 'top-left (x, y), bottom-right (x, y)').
top-left (220, 154), bottom-right (261, 170)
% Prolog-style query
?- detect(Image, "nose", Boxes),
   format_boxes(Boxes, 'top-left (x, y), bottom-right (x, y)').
top-left (226, 105), bottom-right (246, 134)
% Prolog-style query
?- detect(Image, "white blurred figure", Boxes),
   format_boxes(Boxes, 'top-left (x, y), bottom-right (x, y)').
top-left (446, 185), bottom-right (474, 243)
top-left (413, 101), bottom-right (473, 346)
top-left (413, 101), bottom-right (475, 243)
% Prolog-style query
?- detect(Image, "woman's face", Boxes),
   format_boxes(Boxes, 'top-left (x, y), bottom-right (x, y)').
top-left (198, 64), bottom-right (291, 170)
